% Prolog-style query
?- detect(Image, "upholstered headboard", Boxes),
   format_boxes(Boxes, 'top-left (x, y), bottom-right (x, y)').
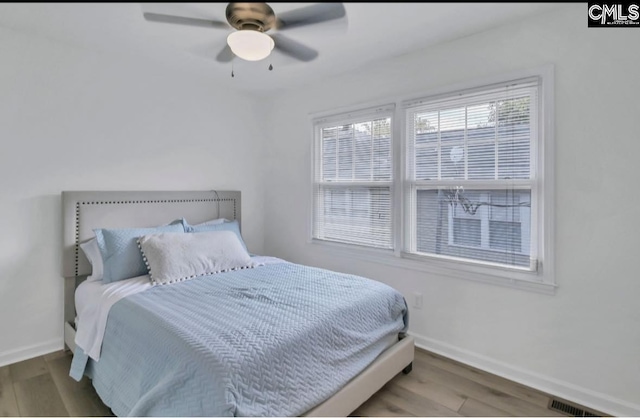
top-left (62, 190), bottom-right (241, 279)
top-left (61, 190), bottom-right (240, 326)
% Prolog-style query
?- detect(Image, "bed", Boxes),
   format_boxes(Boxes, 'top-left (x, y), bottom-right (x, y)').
top-left (61, 190), bottom-right (414, 417)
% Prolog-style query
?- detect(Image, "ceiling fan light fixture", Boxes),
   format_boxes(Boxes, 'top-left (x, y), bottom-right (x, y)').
top-left (227, 30), bottom-right (275, 61)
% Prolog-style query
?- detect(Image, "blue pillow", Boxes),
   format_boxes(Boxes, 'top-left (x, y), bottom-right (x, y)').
top-left (184, 219), bottom-right (248, 251)
top-left (95, 223), bottom-right (184, 284)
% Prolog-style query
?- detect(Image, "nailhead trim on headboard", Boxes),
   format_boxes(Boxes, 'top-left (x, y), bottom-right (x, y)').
top-left (73, 198), bottom-right (237, 278)
top-left (74, 203), bottom-right (80, 277)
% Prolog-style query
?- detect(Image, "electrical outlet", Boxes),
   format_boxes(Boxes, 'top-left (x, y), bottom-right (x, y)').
top-left (413, 292), bottom-right (423, 309)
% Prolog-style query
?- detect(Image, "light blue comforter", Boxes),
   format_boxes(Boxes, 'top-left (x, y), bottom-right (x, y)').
top-left (70, 261), bottom-right (408, 417)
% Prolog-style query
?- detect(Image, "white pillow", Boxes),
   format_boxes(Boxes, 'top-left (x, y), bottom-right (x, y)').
top-left (137, 230), bottom-right (257, 286)
top-left (80, 238), bottom-right (103, 282)
top-left (194, 218), bottom-right (227, 227)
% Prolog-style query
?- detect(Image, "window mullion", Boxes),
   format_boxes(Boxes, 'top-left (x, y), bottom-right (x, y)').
top-left (464, 105), bottom-right (469, 180)
top-left (437, 111), bottom-right (442, 180)
top-left (370, 121), bottom-right (374, 181)
top-left (411, 179), bottom-right (533, 189)
top-left (351, 123), bottom-right (355, 180)
top-left (334, 128), bottom-right (339, 180)
top-left (494, 101), bottom-right (499, 180)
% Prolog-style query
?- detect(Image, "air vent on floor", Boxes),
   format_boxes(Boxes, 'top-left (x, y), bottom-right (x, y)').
top-left (548, 398), bottom-right (602, 417)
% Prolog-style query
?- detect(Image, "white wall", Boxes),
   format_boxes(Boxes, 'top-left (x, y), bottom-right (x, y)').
top-left (262, 5), bottom-right (640, 416)
top-left (0, 26), bottom-right (266, 365)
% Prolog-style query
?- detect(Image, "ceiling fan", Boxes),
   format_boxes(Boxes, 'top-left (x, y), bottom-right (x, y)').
top-left (143, 3), bottom-right (347, 63)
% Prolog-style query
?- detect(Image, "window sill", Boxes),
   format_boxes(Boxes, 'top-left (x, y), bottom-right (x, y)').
top-left (308, 239), bottom-right (556, 295)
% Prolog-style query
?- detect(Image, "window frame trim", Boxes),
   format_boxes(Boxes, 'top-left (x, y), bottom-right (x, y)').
top-left (307, 65), bottom-right (555, 293)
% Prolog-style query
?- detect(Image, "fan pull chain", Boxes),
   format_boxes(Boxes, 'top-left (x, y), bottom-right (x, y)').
top-left (230, 61), bottom-right (273, 78)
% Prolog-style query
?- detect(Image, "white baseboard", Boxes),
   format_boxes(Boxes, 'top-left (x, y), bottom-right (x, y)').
top-left (410, 332), bottom-right (640, 417)
top-left (0, 339), bottom-right (64, 368)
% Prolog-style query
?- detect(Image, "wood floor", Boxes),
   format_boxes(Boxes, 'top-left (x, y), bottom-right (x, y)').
top-left (352, 349), bottom-right (567, 417)
top-left (0, 348), bottom-right (574, 417)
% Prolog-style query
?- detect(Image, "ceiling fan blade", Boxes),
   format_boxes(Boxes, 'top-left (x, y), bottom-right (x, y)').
top-left (216, 44), bottom-right (235, 63)
top-left (275, 3), bottom-right (346, 31)
top-left (272, 33), bottom-right (318, 62)
top-left (143, 12), bottom-right (229, 29)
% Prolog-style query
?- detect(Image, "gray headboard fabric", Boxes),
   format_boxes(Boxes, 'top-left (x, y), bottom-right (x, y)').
top-left (61, 190), bottom-right (240, 325)
top-left (62, 190), bottom-right (241, 279)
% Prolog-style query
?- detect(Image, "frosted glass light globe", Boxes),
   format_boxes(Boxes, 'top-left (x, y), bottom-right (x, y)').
top-left (227, 30), bottom-right (275, 61)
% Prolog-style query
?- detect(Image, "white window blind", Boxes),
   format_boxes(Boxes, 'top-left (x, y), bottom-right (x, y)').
top-left (404, 78), bottom-right (540, 270)
top-left (313, 106), bottom-right (394, 249)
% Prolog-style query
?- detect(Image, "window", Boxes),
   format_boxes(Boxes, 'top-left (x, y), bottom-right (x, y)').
top-left (312, 105), bottom-right (394, 249)
top-left (310, 68), bottom-right (553, 290)
top-left (405, 78), bottom-right (541, 272)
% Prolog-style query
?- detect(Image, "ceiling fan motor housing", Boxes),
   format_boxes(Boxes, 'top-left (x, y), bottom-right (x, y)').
top-left (226, 2), bottom-right (276, 32)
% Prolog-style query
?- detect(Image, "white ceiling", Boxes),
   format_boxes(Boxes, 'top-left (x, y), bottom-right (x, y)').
top-left (0, 3), bottom-right (567, 94)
